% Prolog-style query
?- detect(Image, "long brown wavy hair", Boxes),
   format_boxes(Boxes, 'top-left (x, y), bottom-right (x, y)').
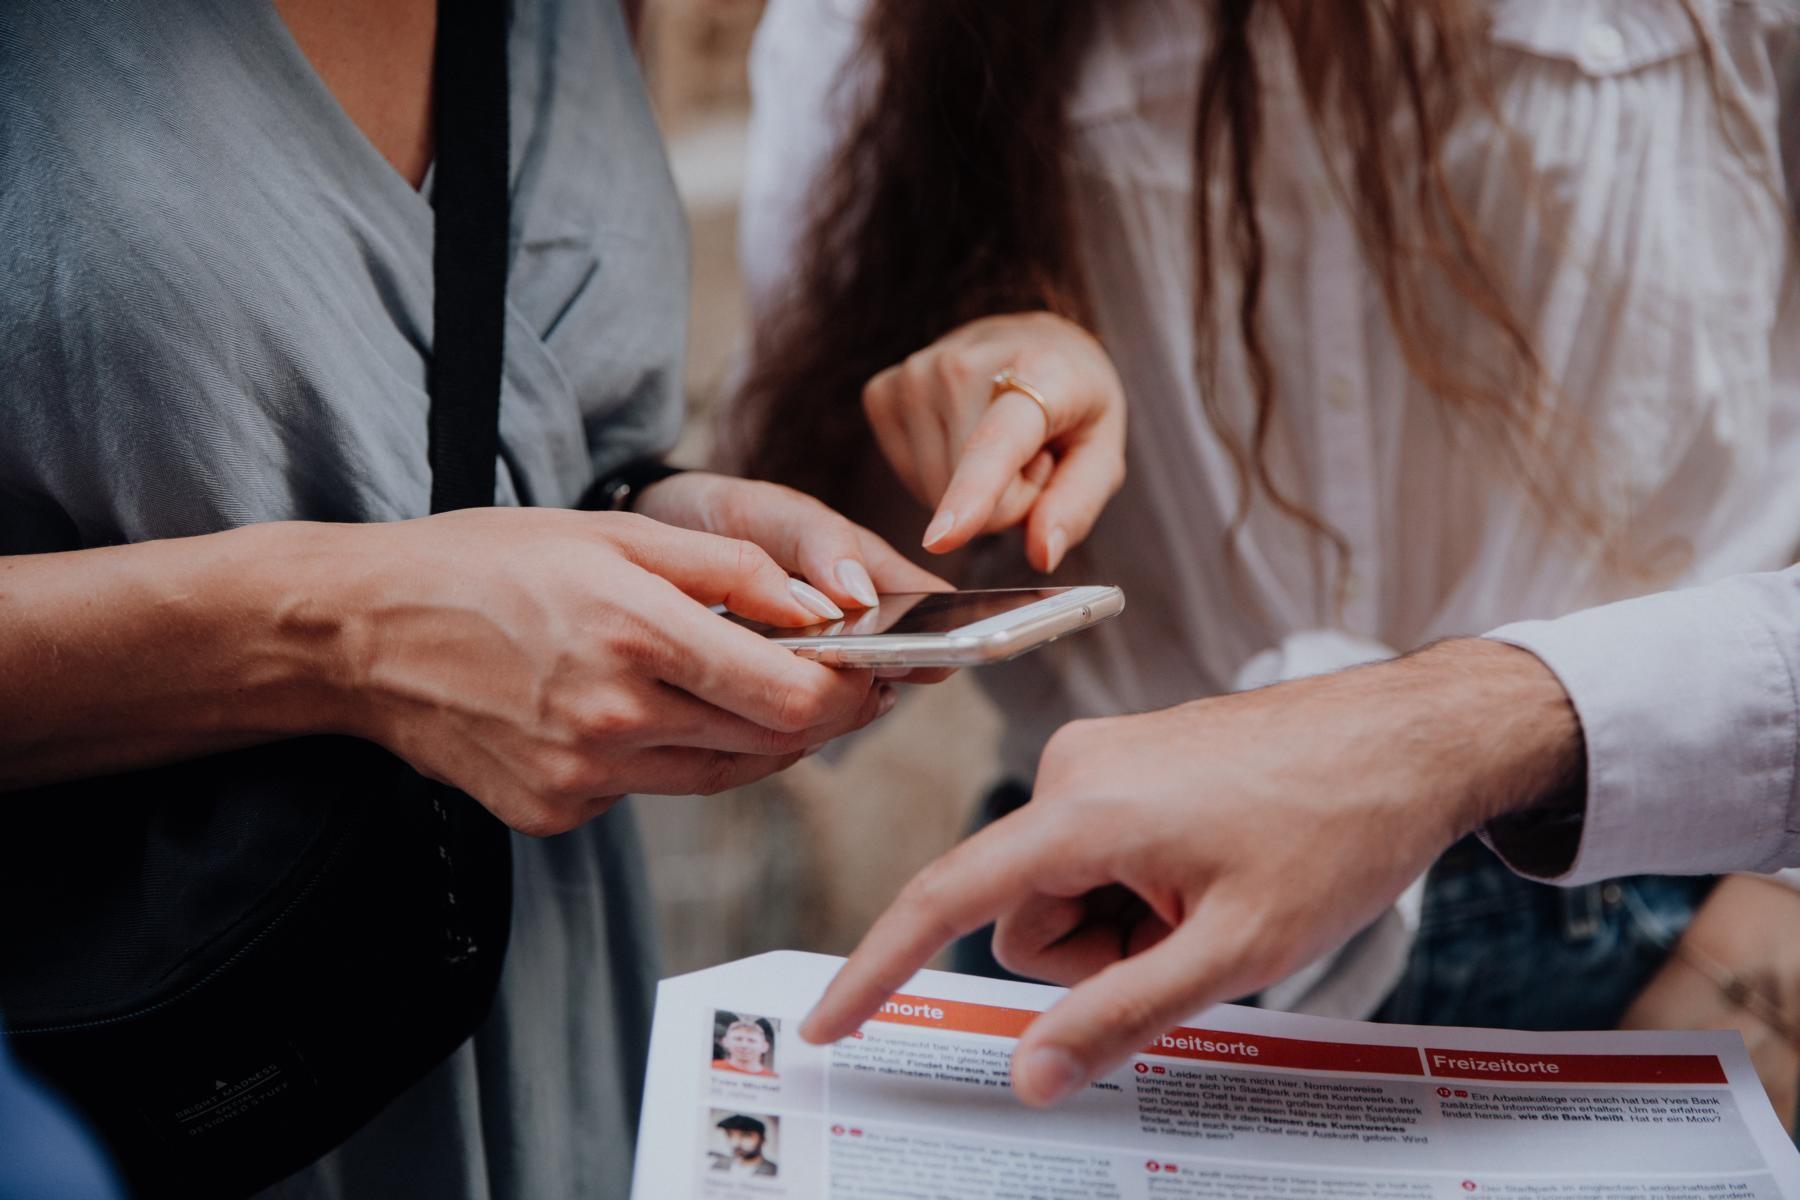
top-left (734, 0), bottom-right (1714, 570)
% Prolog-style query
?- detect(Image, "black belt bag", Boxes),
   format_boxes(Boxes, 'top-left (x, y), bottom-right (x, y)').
top-left (1, 4), bottom-right (517, 1195)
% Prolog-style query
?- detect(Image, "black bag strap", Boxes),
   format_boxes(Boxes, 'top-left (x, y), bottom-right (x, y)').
top-left (428, 0), bottom-right (512, 513)
top-left (423, 1), bottom-right (516, 972)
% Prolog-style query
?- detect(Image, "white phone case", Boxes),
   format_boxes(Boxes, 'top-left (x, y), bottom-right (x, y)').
top-left (771, 585), bottom-right (1125, 668)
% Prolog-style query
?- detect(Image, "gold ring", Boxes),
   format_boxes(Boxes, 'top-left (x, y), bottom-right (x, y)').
top-left (990, 367), bottom-right (1052, 433)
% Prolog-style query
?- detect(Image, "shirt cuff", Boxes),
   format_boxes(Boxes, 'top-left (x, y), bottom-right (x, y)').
top-left (1482, 576), bottom-right (1800, 885)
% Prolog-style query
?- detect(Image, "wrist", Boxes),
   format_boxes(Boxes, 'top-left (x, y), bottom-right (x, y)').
top-left (1395, 638), bottom-right (1586, 837)
top-left (218, 520), bottom-right (378, 742)
top-left (581, 458), bottom-right (690, 513)
top-left (1684, 875), bottom-right (1800, 967)
top-left (630, 470), bottom-right (729, 531)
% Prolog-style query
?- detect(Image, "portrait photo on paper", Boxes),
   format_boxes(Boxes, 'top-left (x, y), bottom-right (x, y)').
top-left (712, 1010), bottom-right (779, 1079)
top-left (706, 1109), bottom-right (780, 1180)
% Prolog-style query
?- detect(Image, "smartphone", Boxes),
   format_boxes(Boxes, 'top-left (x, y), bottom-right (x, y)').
top-left (730, 586), bottom-right (1125, 668)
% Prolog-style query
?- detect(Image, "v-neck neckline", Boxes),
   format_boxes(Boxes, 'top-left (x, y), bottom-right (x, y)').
top-left (226, 0), bottom-right (438, 217)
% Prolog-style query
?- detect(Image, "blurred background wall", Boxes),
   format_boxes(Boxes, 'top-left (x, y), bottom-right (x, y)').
top-left (630, 0), bottom-right (1005, 975)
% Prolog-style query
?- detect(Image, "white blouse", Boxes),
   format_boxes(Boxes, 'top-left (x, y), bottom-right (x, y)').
top-left (741, 0), bottom-right (1800, 1016)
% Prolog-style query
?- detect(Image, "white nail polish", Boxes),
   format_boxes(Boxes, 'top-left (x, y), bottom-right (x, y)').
top-left (922, 511), bottom-right (957, 549)
top-left (836, 559), bottom-right (879, 608)
top-left (1044, 526), bottom-right (1068, 574)
top-left (789, 578), bottom-right (844, 621)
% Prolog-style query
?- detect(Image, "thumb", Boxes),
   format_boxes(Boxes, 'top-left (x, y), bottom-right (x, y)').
top-left (1009, 914), bottom-right (1259, 1107)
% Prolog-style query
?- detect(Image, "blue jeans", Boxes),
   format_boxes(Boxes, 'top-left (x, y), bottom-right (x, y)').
top-left (1374, 836), bottom-right (1713, 1030)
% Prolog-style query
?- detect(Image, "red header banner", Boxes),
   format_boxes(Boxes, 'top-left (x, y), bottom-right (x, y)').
top-left (869, 995), bottom-right (1422, 1077)
top-left (1425, 1049), bottom-right (1727, 1086)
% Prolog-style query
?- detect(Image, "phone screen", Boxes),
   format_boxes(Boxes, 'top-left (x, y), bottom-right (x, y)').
top-left (729, 589), bottom-right (1073, 639)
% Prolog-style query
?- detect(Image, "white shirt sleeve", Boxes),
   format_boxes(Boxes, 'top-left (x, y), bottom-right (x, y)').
top-left (1483, 566), bottom-right (1800, 884)
top-left (740, 0), bottom-right (872, 316)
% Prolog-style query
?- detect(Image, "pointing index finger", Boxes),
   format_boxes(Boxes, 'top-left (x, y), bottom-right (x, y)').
top-left (799, 814), bottom-right (1056, 1045)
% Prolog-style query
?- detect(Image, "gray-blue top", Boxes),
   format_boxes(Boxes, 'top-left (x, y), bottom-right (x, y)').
top-left (0, 0), bottom-right (684, 1195)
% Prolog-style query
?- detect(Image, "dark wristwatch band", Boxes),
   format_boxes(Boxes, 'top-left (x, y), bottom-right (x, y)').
top-left (580, 458), bottom-right (687, 512)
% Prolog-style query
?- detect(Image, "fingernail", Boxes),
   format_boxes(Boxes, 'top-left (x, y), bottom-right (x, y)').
top-left (835, 559), bottom-right (879, 608)
top-left (876, 683), bottom-right (899, 717)
top-left (874, 666), bottom-right (911, 680)
top-left (789, 578), bottom-right (844, 621)
top-left (922, 510), bottom-right (957, 550)
top-left (799, 1008), bottom-right (830, 1044)
top-left (1016, 1046), bottom-right (1085, 1105)
top-left (1044, 526), bottom-right (1068, 574)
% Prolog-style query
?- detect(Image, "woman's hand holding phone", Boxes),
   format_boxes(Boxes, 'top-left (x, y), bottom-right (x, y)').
top-left (633, 472), bottom-right (955, 682)
top-left (861, 312), bottom-right (1127, 573)
top-left (337, 508), bottom-right (910, 833)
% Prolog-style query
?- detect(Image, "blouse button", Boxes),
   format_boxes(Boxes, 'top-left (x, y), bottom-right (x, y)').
top-left (1583, 23), bottom-right (1626, 68)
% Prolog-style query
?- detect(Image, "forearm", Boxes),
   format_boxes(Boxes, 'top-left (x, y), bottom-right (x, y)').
top-left (1390, 638), bottom-right (1587, 838)
top-left (0, 522), bottom-right (355, 789)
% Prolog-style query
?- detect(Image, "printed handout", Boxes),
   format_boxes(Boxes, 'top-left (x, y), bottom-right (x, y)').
top-left (633, 951), bottom-right (1800, 1198)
